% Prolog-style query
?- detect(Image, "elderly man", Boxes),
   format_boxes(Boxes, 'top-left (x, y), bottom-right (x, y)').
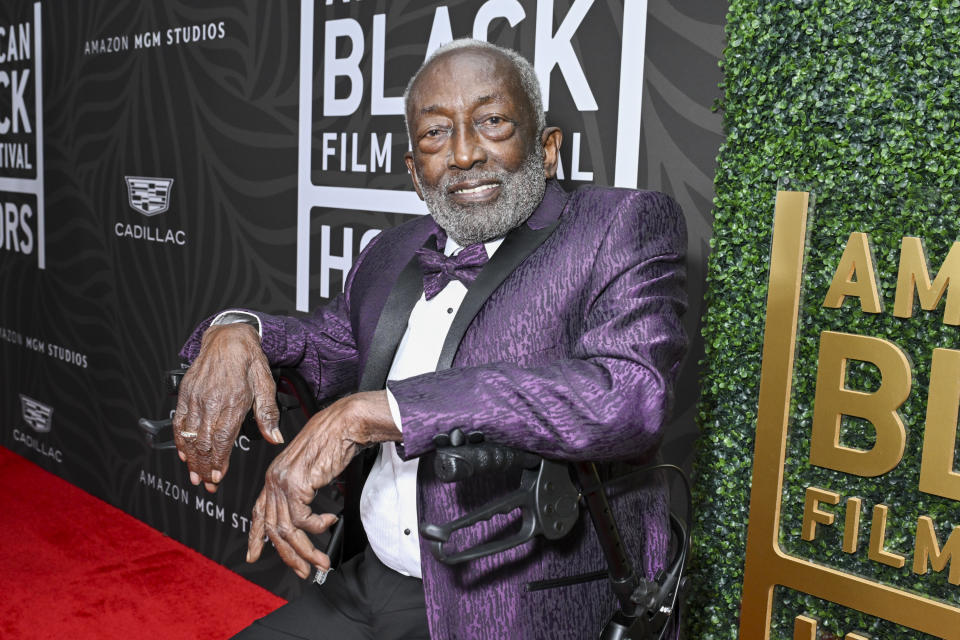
top-left (174, 39), bottom-right (687, 639)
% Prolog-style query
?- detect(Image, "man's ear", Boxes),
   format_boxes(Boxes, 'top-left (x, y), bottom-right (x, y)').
top-left (404, 152), bottom-right (425, 201)
top-left (540, 127), bottom-right (563, 179)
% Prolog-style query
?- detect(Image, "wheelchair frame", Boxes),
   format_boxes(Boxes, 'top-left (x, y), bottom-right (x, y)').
top-left (140, 367), bottom-right (689, 640)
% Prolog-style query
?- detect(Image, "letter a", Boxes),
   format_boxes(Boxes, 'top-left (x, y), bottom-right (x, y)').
top-left (822, 232), bottom-right (883, 313)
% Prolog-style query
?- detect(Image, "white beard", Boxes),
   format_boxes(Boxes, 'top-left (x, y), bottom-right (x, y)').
top-left (420, 145), bottom-right (546, 246)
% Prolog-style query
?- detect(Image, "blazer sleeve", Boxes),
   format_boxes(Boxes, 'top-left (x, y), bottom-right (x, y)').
top-left (389, 192), bottom-right (688, 462)
top-left (177, 234), bottom-right (385, 401)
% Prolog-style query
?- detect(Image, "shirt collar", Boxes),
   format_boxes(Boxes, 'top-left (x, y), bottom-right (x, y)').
top-left (444, 235), bottom-right (505, 259)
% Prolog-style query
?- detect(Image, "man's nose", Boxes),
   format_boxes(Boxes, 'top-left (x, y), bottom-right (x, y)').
top-left (449, 126), bottom-right (486, 170)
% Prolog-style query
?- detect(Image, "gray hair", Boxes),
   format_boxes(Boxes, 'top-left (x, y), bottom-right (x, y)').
top-left (403, 39), bottom-right (546, 142)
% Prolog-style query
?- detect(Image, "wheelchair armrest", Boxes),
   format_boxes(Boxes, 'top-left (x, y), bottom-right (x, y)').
top-left (421, 436), bottom-right (581, 565)
top-left (139, 365), bottom-right (349, 567)
top-left (420, 456), bottom-right (580, 564)
top-left (137, 367), bottom-right (316, 451)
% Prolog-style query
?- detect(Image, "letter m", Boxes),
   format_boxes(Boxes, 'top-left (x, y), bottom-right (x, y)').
top-left (914, 516), bottom-right (960, 585)
top-left (894, 237), bottom-right (960, 325)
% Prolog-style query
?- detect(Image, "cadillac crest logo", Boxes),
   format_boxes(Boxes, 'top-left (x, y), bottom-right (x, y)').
top-left (124, 176), bottom-right (174, 216)
top-left (19, 394), bottom-right (53, 433)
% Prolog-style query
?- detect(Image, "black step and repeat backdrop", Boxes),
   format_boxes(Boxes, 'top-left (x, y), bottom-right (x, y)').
top-left (0, 0), bottom-right (723, 598)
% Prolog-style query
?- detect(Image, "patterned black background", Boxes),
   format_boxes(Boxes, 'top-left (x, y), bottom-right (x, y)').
top-left (0, 0), bottom-right (723, 600)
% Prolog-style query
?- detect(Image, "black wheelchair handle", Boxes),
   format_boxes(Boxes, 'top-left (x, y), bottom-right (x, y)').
top-left (137, 417), bottom-right (178, 451)
top-left (164, 368), bottom-right (187, 395)
top-left (434, 442), bottom-right (542, 482)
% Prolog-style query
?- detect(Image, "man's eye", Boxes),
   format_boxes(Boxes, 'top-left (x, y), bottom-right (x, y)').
top-left (485, 116), bottom-right (503, 125)
top-left (425, 128), bottom-right (442, 137)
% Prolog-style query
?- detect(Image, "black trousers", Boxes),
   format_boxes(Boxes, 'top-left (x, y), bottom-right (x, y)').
top-left (232, 547), bottom-right (430, 640)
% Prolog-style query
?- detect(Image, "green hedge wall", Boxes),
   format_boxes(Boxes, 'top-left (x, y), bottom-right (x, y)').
top-left (689, 1), bottom-right (960, 638)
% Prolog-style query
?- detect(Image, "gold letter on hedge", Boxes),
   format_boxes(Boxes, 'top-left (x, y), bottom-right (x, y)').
top-left (913, 516), bottom-right (960, 585)
top-left (809, 331), bottom-right (910, 476)
top-left (893, 237), bottom-right (960, 325)
top-left (868, 504), bottom-right (906, 568)
top-left (793, 615), bottom-right (817, 640)
top-left (823, 232), bottom-right (883, 313)
top-left (801, 486), bottom-right (840, 541)
top-left (920, 348), bottom-right (960, 501)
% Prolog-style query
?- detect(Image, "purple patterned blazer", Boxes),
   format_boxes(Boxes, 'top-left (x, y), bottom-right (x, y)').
top-left (181, 180), bottom-right (688, 639)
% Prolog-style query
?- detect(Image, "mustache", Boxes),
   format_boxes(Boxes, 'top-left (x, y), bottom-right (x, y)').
top-left (419, 144), bottom-right (544, 196)
top-left (437, 169), bottom-right (510, 192)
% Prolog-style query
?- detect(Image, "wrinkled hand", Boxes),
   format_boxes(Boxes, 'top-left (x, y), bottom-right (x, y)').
top-left (173, 323), bottom-right (283, 493)
top-left (246, 390), bottom-right (398, 579)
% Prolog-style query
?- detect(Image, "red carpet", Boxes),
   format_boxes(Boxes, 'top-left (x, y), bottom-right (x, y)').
top-left (0, 446), bottom-right (285, 639)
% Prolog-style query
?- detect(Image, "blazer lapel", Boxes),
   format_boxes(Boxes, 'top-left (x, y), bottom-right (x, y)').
top-left (435, 217), bottom-right (562, 371)
top-left (357, 242), bottom-right (429, 391)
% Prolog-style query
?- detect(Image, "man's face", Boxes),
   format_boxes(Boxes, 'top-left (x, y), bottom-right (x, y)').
top-left (403, 49), bottom-right (552, 245)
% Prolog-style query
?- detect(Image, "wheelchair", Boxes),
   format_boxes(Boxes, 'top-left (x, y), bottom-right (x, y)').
top-left (140, 367), bottom-right (689, 640)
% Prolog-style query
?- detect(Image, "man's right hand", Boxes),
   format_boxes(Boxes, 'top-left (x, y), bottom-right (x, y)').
top-left (172, 323), bottom-right (284, 493)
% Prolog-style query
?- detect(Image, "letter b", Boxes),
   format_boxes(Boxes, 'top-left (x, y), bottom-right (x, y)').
top-left (809, 331), bottom-right (911, 476)
top-left (323, 19), bottom-right (364, 117)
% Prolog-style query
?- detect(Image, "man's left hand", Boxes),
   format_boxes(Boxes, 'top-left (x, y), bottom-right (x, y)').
top-left (246, 390), bottom-right (399, 579)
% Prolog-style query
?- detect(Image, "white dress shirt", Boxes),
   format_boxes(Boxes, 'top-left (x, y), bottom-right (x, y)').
top-left (361, 236), bottom-right (503, 578)
top-left (212, 235), bottom-right (504, 579)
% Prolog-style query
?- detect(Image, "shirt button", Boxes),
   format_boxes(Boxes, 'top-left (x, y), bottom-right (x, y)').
top-left (447, 308), bottom-right (454, 314)
top-left (404, 528), bottom-right (411, 535)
